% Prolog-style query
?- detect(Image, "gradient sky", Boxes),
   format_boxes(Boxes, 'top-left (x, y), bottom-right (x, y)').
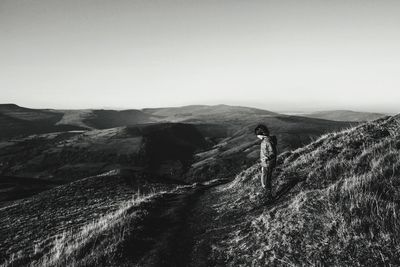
top-left (1, 0), bottom-right (400, 112)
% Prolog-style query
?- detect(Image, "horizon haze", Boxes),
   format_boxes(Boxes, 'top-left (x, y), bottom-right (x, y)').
top-left (1, 0), bottom-right (400, 113)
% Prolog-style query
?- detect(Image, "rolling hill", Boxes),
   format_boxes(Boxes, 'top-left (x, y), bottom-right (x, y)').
top-left (0, 123), bottom-right (210, 183)
top-left (0, 104), bottom-right (161, 139)
top-left (142, 104), bottom-right (277, 124)
top-left (0, 104), bottom-right (83, 140)
top-left (0, 104), bottom-right (275, 140)
top-left (303, 110), bottom-right (386, 122)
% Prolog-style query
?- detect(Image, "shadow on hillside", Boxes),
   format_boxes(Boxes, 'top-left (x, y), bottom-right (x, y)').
top-left (274, 176), bottom-right (303, 201)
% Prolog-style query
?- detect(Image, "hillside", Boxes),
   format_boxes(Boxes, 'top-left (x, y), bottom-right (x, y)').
top-left (142, 104), bottom-right (277, 124)
top-left (0, 104), bottom-right (58, 121)
top-left (0, 176), bottom-right (61, 202)
top-left (56, 104), bottom-right (277, 130)
top-left (303, 110), bottom-right (386, 122)
top-left (0, 170), bottom-right (181, 266)
top-left (0, 123), bottom-right (209, 184)
top-left (81, 109), bottom-right (159, 129)
top-left (0, 104), bottom-right (161, 139)
top-left (201, 114), bottom-right (400, 265)
top-left (186, 115), bottom-right (353, 182)
top-left (0, 104), bottom-right (82, 140)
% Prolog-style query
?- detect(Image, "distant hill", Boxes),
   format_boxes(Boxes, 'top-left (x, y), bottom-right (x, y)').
top-left (303, 110), bottom-right (386, 122)
top-left (53, 109), bottom-right (160, 129)
top-left (143, 104), bottom-right (277, 125)
top-left (55, 104), bottom-right (277, 131)
top-left (0, 123), bottom-right (210, 183)
top-left (0, 103), bottom-right (276, 139)
top-left (0, 104), bottom-right (83, 140)
top-left (83, 109), bottom-right (159, 129)
top-left (0, 104), bottom-right (160, 139)
top-left (0, 104), bottom-right (58, 121)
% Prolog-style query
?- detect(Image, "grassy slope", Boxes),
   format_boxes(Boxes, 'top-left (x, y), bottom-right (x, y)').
top-left (142, 104), bottom-right (277, 123)
top-left (83, 109), bottom-right (158, 129)
top-left (0, 123), bottom-right (209, 183)
top-left (186, 116), bottom-right (353, 182)
top-left (0, 176), bottom-right (61, 202)
top-left (211, 115), bottom-right (400, 266)
top-left (0, 170), bottom-right (179, 266)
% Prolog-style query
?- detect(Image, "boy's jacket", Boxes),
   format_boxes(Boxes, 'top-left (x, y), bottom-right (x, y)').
top-left (260, 135), bottom-right (277, 166)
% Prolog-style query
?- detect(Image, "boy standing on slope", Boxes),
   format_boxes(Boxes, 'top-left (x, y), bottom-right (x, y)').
top-left (255, 124), bottom-right (277, 199)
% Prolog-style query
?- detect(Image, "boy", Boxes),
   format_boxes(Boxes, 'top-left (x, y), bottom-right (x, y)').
top-left (255, 124), bottom-right (277, 198)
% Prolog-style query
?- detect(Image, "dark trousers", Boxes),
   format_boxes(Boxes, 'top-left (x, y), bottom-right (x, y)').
top-left (261, 162), bottom-right (275, 190)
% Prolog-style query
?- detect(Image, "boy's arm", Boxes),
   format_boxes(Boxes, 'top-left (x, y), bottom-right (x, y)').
top-left (265, 139), bottom-right (276, 159)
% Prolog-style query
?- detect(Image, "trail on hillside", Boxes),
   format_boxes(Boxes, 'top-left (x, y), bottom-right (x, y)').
top-left (119, 179), bottom-right (231, 267)
top-left (120, 176), bottom-right (300, 267)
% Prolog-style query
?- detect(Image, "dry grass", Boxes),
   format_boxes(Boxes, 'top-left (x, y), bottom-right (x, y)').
top-left (0, 171), bottom-right (176, 267)
top-left (3, 192), bottom-right (157, 267)
top-left (33, 192), bottom-right (159, 267)
top-left (213, 115), bottom-right (400, 266)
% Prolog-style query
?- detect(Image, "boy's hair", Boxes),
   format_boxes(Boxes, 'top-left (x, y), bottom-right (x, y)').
top-left (254, 124), bottom-right (270, 136)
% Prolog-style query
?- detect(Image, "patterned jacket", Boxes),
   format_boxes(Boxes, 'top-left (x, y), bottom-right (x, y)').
top-left (260, 136), bottom-right (277, 167)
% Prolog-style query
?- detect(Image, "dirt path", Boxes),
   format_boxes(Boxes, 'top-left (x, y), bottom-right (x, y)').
top-left (183, 182), bottom-right (247, 267)
top-left (122, 179), bottom-right (232, 267)
top-left (119, 175), bottom-right (300, 267)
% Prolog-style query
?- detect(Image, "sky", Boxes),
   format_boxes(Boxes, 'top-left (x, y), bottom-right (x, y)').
top-left (1, 0), bottom-right (400, 113)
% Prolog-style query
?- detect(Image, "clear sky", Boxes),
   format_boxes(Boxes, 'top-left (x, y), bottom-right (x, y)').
top-left (1, 0), bottom-right (400, 112)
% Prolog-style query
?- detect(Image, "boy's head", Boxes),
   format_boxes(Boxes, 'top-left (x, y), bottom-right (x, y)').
top-left (255, 124), bottom-right (269, 139)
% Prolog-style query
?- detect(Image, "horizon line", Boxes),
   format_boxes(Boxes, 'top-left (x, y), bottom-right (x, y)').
top-left (0, 102), bottom-right (395, 115)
